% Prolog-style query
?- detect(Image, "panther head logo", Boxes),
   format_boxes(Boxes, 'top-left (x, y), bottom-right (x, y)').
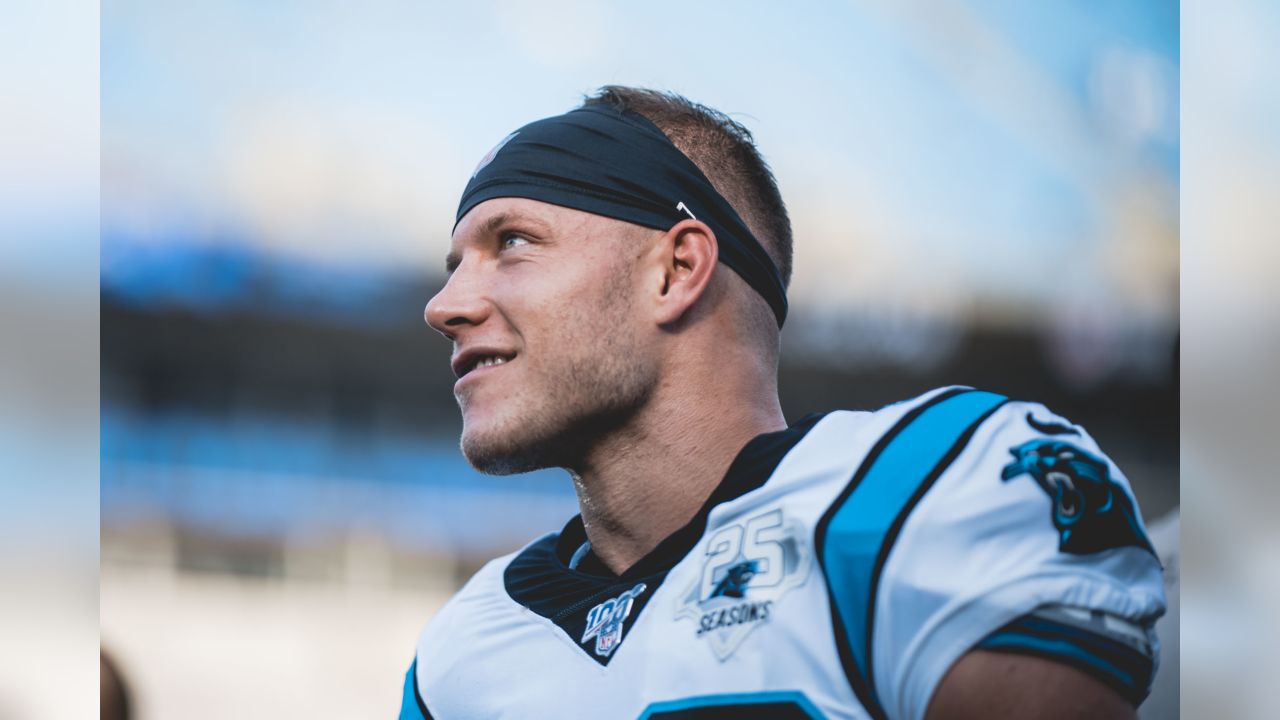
top-left (709, 560), bottom-right (758, 599)
top-left (1002, 440), bottom-right (1154, 556)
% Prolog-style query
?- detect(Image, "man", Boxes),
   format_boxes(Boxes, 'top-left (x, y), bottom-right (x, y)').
top-left (402, 87), bottom-right (1164, 719)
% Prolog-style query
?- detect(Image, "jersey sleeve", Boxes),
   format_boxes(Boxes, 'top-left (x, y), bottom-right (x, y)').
top-left (818, 390), bottom-right (1166, 720)
top-left (880, 398), bottom-right (1164, 720)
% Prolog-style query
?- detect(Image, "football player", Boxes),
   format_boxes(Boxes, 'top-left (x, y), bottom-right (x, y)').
top-left (402, 87), bottom-right (1164, 719)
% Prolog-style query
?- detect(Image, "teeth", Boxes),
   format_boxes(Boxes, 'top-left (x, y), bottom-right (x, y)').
top-left (473, 355), bottom-right (509, 372)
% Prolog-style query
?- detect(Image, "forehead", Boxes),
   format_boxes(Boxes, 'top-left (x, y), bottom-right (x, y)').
top-left (451, 197), bottom-right (596, 245)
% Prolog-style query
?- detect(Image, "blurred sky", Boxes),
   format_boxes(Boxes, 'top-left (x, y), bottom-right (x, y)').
top-left (101, 0), bottom-right (1178, 330)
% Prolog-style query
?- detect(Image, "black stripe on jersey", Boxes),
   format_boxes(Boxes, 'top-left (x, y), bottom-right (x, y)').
top-left (978, 613), bottom-right (1155, 706)
top-left (1024, 411), bottom-right (1080, 436)
top-left (814, 387), bottom-right (966, 720)
top-left (414, 674), bottom-right (434, 720)
top-left (641, 697), bottom-right (820, 719)
top-left (815, 388), bottom-right (1009, 720)
top-left (401, 658), bottom-right (435, 720)
top-left (863, 394), bottom-right (1008, 697)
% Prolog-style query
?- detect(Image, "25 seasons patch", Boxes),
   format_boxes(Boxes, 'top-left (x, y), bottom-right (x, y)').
top-left (675, 509), bottom-right (812, 660)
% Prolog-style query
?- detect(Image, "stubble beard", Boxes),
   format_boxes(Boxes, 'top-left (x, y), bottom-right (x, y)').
top-left (459, 283), bottom-right (656, 476)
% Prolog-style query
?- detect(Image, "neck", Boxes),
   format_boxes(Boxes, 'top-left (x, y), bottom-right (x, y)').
top-left (569, 366), bottom-right (785, 575)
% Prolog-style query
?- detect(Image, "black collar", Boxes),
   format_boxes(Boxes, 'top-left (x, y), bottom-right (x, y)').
top-left (503, 413), bottom-right (826, 665)
top-left (553, 412), bottom-right (827, 580)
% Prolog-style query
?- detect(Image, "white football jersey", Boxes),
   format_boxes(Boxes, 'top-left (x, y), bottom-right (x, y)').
top-left (400, 387), bottom-right (1166, 720)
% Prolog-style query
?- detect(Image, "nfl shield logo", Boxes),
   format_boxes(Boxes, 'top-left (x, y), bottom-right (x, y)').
top-left (581, 583), bottom-right (647, 658)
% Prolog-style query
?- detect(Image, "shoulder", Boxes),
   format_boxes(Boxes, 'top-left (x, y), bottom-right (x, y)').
top-left (825, 384), bottom-right (1150, 543)
top-left (416, 540), bottom-right (539, 650)
top-left (759, 387), bottom-right (969, 499)
top-left (813, 386), bottom-right (1166, 720)
top-left (408, 536), bottom-right (559, 716)
top-left (887, 386), bottom-right (1158, 562)
top-left (795, 386), bottom-right (1010, 477)
top-left (777, 386), bottom-right (1012, 519)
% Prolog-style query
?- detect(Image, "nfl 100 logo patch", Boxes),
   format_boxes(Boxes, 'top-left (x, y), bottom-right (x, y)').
top-left (581, 583), bottom-right (647, 658)
top-left (675, 509), bottom-right (812, 660)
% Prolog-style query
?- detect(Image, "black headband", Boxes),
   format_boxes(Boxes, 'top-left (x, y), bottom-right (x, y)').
top-left (455, 105), bottom-right (789, 327)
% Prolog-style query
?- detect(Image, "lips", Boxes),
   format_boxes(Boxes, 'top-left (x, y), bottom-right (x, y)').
top-left (451, 347), bottom-right (518, 380)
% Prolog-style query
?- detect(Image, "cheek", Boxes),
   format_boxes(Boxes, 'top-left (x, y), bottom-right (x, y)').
top-left (515, 276), bottom-right (623, 330)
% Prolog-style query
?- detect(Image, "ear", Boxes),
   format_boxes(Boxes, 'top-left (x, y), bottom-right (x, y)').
top-left (649, 218), bottom-right (718, 326)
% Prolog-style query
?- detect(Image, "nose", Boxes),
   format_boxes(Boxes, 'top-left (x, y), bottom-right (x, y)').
top-left (424, 268), bottom-right (491, 340)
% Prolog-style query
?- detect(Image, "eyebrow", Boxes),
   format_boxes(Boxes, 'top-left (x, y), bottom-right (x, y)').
top-left (444, 211), bottom-right (554, 273)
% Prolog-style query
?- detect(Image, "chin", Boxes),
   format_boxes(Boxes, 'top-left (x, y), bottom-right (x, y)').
top-left (459, 413), bottom-right (559, 476)
top-left (454, 353), bottom-right (654, 475)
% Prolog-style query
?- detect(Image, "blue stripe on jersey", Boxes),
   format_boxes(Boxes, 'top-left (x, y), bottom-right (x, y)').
top-left (818, 389), bottom-right (1008, 718)
top-left (639, 690), bottom-right (826, 719)
top-left (399, 659), bottom-right (433, 720)
top-left (978, 615), bottom-right (1155, 705)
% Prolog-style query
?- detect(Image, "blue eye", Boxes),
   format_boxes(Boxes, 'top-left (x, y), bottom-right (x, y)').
top-left (500, 233), bottom-right (530, 251)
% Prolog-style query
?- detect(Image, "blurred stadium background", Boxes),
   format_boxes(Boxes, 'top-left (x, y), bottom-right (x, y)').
top-left (99, 1), bottom-right (1179, 717)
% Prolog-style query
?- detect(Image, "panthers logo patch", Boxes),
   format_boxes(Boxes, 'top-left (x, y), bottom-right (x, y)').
top-left (1002, 440), bottom-right (1154, 556)
top-left (709, 560), bottom-right (757, 599)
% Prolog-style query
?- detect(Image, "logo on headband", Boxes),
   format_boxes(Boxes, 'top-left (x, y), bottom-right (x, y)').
top-left (471, 131), bottom-right (520, 178)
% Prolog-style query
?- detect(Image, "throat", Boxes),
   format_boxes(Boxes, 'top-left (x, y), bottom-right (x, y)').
top-left (576, 474), bottom-right (708, 575)
top-left (570, 444), bottom-right (728, 575)
top-left (564, 385), bottom-right (792, 575)
top-left (569, 418), bottom-right (798, 576)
